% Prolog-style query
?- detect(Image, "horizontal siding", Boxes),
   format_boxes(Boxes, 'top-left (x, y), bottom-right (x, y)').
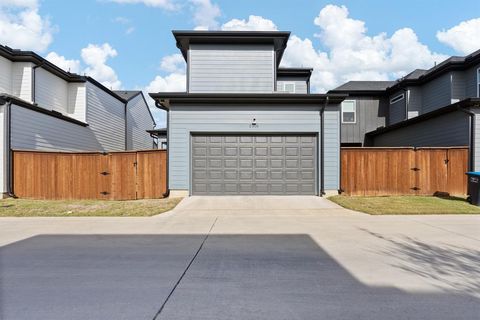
top-left (10, 104), bottom-right (103, 151)
top-left (408, 87), bottom-right (422, 114)
top-left (341, 97), bottom-right (386, 144)
top-left (451, 71), bottom-right (466, 101)
top-left (0, 56), bottom-right (12, 94)
top-left (126, 94), bottom-right (154, 150)
top-left (389, 91), bottom-right (406, 125)
top-left (373, 111), bottom-right (469, 147)
top-left (35, 68), bottom-right (68, 113)
top-left (11, 62), bottom-right (32, 102)
top-left (421, 72), bottom-right (452, 113)
top-left (169, 104), bottom-right (323, 191)
top-left (86, 82), bottom-right (125, 151)
top-left (324, 106), bottom-right (340, 190)
top-left (465, 63), bottom-right (480, 98)
top-left (276, 79), bottom-right (308, 94)
top-left (67, 83), bottom-right (87, 122)
top-left (189, 44), bottom-right (274, 93)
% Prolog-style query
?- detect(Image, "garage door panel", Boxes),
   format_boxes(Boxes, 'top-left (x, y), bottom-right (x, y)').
top-left (192, 134), bottom-right (316, 195)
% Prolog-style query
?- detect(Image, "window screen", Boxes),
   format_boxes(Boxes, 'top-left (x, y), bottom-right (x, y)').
top-left (342, 100), bottom-right (356, 123)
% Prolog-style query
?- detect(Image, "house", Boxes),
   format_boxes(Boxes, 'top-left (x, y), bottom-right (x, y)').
top-left (330, 50), bottom-right (480, 171)
top-left (150, 31), bottom-right (346, 197)
top-left (0, 45), bottom-right (156, 197)
top-left (147, 128), bottom-right (168, 149)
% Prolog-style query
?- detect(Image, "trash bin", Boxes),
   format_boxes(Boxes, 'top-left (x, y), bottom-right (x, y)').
top-left (466, 172), bottom-right (480, 205)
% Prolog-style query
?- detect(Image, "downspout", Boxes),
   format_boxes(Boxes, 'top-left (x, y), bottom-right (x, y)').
top-left (320, 97), bottom-right (328, 196)
top-left (156, 101), bottom-right (170, 198)
top-left (460, 108), bottom-right (476, 172)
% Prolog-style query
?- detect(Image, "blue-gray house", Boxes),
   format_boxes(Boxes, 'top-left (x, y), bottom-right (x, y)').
top-left (150, 31), bottom-right (345, 197)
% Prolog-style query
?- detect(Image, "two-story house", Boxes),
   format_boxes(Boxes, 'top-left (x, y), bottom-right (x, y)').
top-left (0, 45), bottom-right (156, 197)
top-left (330, 50), bottom-right (480, 171)
top-left (150, 31), bottom-right (346, 197)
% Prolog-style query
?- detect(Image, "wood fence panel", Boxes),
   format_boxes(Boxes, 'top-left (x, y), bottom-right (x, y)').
top-left (136, 151), bottom-right (167, 199)
top-left (416, 149), bottom-right (448, 195)
top-left (71, 154), bottom-right (110, 200)
top-left (110, 152), bottom-right (137, 200)
top-left (447, 149), bottom-right (468, 196)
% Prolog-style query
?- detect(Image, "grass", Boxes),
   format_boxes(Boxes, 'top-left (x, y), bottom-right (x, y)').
top-left (0, 197), bottom-right (183, 217)
top-left (329, 195), bottom-right (480, 215)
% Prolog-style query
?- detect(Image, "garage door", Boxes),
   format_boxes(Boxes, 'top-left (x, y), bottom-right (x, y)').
top-left (191, 134), bottom-right (317, 195)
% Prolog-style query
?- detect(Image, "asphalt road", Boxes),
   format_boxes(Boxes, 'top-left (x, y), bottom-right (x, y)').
top-left (1, 233), bottom-right (479, 320)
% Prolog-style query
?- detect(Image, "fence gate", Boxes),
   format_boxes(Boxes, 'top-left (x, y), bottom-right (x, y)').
top-left (341, 147), bottom-right (468, 196)
top-left (12, 150), bottom-right (167, 200)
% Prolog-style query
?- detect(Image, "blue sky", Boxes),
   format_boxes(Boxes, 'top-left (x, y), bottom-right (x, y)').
top-left (2, 0), bottom-right (480, 125)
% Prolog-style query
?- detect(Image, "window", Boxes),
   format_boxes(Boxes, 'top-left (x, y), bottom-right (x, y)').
top-left (283, 83), bottom-right (296, 93)
top-left (477, 68), bottom-right (480, 98)
top-left (341, 100), bottom-right (356, 124)
top-left (390, 93), bottom-right (405, 104)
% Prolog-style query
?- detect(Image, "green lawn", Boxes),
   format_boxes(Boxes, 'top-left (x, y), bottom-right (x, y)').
top-left (329, 195), bottom-right (480, 215)
top-left (0, 197), bottom-right (183, 217)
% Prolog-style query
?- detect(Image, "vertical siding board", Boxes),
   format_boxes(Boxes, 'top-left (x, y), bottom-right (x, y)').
top-left (324, 105), bottom-right (340, 190)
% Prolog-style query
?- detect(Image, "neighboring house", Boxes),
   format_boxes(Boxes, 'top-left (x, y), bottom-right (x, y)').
top-left (329, 49), bottom-right (480, 170)
top-left (0, 45), bottom-right (155, 197)
top-left (147, 128), bottom-right (167, 149)
top-left (150, 31), bottom-right (345, 197)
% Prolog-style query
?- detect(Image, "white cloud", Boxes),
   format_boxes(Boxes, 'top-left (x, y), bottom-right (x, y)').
top-left (190, 0), bottom-right (221, 30)
top-left (159, 53), bottom-right (185, 73)
top-left (282, 5), bottom-right (447, 92)
top-left (45, 52), bottom-right (81, 73)
top-left (221, 15), bottom-right (277, 31)
top-left (81, 43), bottom-right (122, 89)
top-left (0, 0), bottom-right (54, 52)
top-left (105, 0), bottom-right (177, 10)
top-left (437, 18), bottom-right (480, 55)
top-left (145, 73), bottom-right (186, 93)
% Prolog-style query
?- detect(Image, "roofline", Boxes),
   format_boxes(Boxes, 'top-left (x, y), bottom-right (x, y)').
top-left (366, 98), bottom-right (480, 136)
top-left (0, 94), bottom-right (88, 127)
top-left (327, 90), bottom-right (388, 96)
top-left (172, 30), bottom-right (291, 66)
top-left (85, 77), bottom-right (127, 103)
top-left (277, 68), bottom-right (313, 80)
top-left (137, 92), bottom-right (156, 126)
top-left (149, 92), bottom-right (347, 110)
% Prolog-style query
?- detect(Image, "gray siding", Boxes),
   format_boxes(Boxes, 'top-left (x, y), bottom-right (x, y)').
top-left (86, 82), bottom-right (125, 151)
top-left (324, 106), bottom-right (340, 191)
top-left (451, 71), bottom-right (466, 101)
top-left (35, 68), bottom-right (68, 113)
top-left (276, 76), bottom-right (308, 94)
top-left (0, 56), bottom-right (12, 94)
top-left (465, 63), bottom-right (480, 98)
top-left (0, 105), bottom-right (5, 193)
top-left (126, 94), bottom-right (155, 150)
top-left (168, 104), bottom-right (327, 192)
top-left (475, 112), bottom-right (480, 171)
top-left (388, 91), bottom-right (406, 125)
top-left (372, 111), bottom-right (469, 147)
top-left (341, 97), bottom-right (386, 144)
top-left (421, 72), bottom-right (452, 113)
top-left (10, 104), bottom-right (103, 151)
top-left (407, 87), bottom-right (422, 116)
top-left (188, 44), bottom-right (274, 93)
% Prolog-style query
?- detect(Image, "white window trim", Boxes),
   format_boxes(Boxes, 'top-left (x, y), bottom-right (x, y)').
top-left (390, 93), bottom-right (405, 104)
top-left (341, 100), bottom-right (356, 124)
top-left (477, 67), bottom-right (480, 98)
top-left (283, 82), bottom-right (296, 93)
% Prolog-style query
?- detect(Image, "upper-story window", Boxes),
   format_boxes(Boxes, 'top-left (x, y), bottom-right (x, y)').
top-left (282, 82), bottom-right (296, 93)
top-left (390, 93), bottom-right (405, 104)
top-left (477, 68), bottom-right (480, 97)
top-left (341, 100), bottom-right (356, 124)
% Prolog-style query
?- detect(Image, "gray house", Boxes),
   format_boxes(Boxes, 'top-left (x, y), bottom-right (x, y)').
top-left (150, 31), bottom-right (345, 197)
top-left (330, 50), bottom-right (480, 171)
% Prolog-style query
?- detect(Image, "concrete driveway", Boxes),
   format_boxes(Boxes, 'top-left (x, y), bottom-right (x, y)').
top-left (0, 196), bottom-right (479, 319)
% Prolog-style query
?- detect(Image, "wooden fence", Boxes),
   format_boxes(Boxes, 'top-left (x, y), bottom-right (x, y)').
top-left (341, 147), bottom-right (468, 196)
top-left (12, 150), bottom-right (167, 200)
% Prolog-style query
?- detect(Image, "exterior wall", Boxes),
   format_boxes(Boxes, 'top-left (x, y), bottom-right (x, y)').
top-left (85, 82), bottom-right (126, 151)
top-left (67, 83), bottom-right (87, 122)
top-left (126, 94), bottom-right (155, 150)
top-left (35, 68), bottom-right (69, 113)
top-left (168, 104), bottom-right (326, 193)
top-left (421, 72), bottom-right (452, 113)
top-left (11, 62), bottom-right (32, 102)
top-left (341, 97), bottom-right (386, 145)
top-left (10, 104), bottom-right (103, 151)
top-left (451, 71), bottom-right (466, 101)
top-left (475, 112), bottom-right (480, 171)
top-left (0, 105), bottom-right (5, 194)
top-left (276, 76), bottom-right (308, 93)
top-left (465, 63), bottom-right (480, 98)
top-left (407, 86), bottom-right (422, 118)
top-left (388, 90), bottom-right (406, 125)
top-left (323, 105), bottom-right (340, 191)
top-left (0, 56), bottom-right (12, 94)
top-left (372, 111), bottom-right (469, 147)
top-left (188, 44), bottom-right (275, 93)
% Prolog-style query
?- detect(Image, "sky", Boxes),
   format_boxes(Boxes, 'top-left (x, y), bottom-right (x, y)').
top-left (1, 0), bottom-right (480, 126)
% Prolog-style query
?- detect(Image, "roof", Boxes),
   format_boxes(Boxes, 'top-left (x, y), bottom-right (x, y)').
top-left (328, 81), bottom-right (395, 95)
top-left (403, 69), bottom-right (428, 80)
top-left (114, 90), bottom-right (142, 101)
top-left (172, 30), bottom-right (291, 66)
top-left (0, 94), bottom-right (88, 127)
top-left (277, 68), bottom-right (313, 80)
top-left (149, 92), bottom-right (347, 110)
top-left (366, 98), bottom-right (480, 137)
top-left (147, 128), bottom-right (167, 137)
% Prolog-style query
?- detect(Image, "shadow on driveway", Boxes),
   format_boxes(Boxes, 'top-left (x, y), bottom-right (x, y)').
top-left (1, 234), bottom-right (479, 320)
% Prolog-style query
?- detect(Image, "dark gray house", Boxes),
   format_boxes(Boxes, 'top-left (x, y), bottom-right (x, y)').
top-left (150, 31), bottom-right (345, 197)
top-left (330, 50), bottom-right (480, 171)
